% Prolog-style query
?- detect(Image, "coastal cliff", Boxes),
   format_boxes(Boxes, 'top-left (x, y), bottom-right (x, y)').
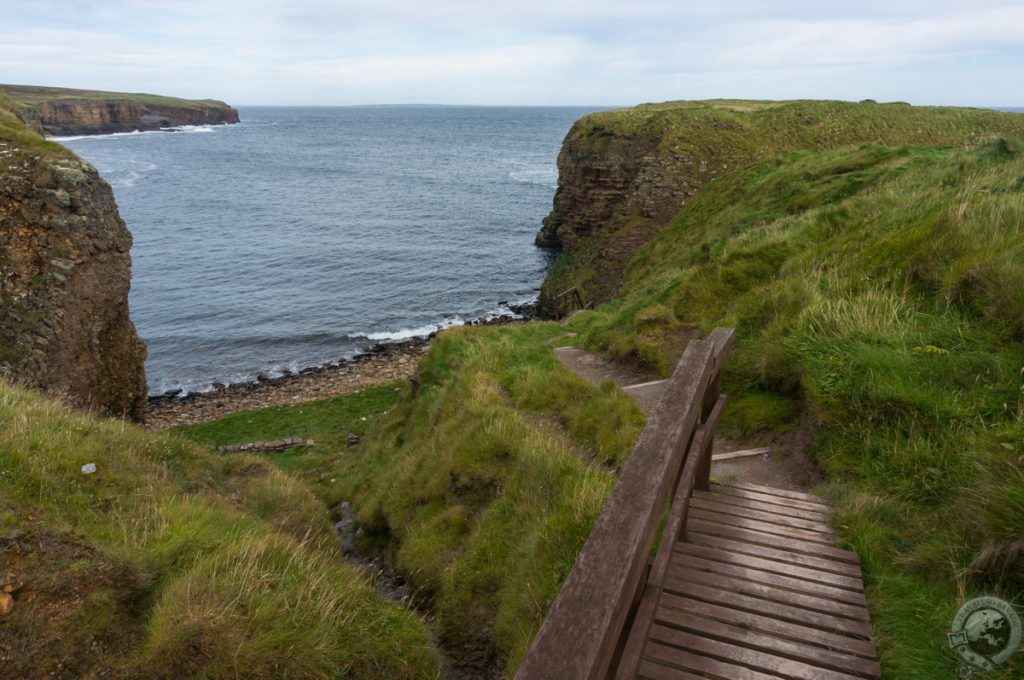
top-left (2, 84), bottom-right (239, 136)
top-left (0, 95), bottom-right (147, 420)
top-left (537, 100), bottom-right (1024, 316)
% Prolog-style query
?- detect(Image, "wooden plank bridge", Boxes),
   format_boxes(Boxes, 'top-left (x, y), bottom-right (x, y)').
top-left (517, 328), bottom-right (879, 680)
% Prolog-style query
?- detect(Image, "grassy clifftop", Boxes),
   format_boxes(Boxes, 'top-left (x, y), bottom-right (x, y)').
top-left (1, 84), bottom-right (232, 109)
top-left (539, 99), bottom-right (1024, 313)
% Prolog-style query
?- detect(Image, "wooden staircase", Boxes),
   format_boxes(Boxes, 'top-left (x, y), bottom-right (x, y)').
top-left (631, 481), bottom-right (878, 679)
top-left (517, 329), bottom-right (880, 679)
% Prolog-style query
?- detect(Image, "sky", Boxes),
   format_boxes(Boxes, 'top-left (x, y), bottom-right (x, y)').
top-left (2, 1), bottom-right (1023, 106)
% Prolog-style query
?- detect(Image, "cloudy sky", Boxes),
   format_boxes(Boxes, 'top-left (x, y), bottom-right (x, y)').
top-left (2, 1), bottom-right (1022, 106)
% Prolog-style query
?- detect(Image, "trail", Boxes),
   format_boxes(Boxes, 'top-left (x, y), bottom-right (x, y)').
top-left (553, 346), bottom-right (821, 491)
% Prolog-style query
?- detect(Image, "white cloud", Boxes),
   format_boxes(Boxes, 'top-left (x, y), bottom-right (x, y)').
top-left (0, 1), bottom-right (1022, 104)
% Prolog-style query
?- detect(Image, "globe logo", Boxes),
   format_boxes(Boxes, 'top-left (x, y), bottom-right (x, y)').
top-left (948, 596), bottom-right (1021, 673)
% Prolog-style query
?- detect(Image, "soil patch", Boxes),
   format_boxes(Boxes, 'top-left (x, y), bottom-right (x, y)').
top-left (0, 517), bottom-right (144, 679)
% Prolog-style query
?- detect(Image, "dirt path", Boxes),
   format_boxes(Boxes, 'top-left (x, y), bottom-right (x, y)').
top-left (554, 346), bottom-right (821, 491)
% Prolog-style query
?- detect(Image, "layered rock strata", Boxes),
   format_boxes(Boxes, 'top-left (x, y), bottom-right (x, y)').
top-left (0, 142), bottom-right (147, 420)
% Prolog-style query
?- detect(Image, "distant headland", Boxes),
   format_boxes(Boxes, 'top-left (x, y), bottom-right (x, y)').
top-left (0, 83), bottom-right (239, 136)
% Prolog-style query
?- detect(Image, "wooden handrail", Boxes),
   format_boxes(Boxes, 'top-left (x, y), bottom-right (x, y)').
top-left (555, 287), bottom-right (586, 317)
top-left (516, 328), bottom-right (734, 680)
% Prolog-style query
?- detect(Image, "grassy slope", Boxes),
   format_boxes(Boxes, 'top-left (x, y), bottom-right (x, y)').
top-left (542, 99), bottom-right (1024, 303)
top-left (181, 324), bottom-right (647, 672)
top-left (0, 89), bottom-right (71, 158)
top-left (0, 380), bottom-right (441, 678)
top-left (572, 138), bottom-right (1024, 677)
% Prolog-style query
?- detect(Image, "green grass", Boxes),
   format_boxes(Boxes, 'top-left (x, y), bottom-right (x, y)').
top-left (176, 383), bottom-right (406, 506)
top-left (179, 328), bottom-right (646, 674)
top-left (330, 323), bottom-right (644, 671)
top-left (542, 99), bottom-right (1024, 306)
top-left (0, 381), bottom-right (441, 678)
top-left (567, 138), bottom-right (1024, 677)
top-left (0, 88), bottom-right (71, 158)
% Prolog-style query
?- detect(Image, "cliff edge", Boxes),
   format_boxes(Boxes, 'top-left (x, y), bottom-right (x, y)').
top-left (1, 83), bottom-right (239, 136)
top-left (537, 99), bottom-right (1024, 316)
top-left (0, 92), bottom-right (147, 420)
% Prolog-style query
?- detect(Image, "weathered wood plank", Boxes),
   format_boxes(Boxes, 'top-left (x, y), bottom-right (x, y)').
top-left (711, 447), bottom-right (771, 461)
top-left (658, 592), bottom-right (878, 659)
top-left (515, 338), bottom-right (717, 680)
top-left (709, 483), bottom-right (832, 513)
top-left (660, 577), bottom-right (875, 638)
top-left (643, 642), bottom-right (781, 680)
top-left (647, 625), bottom-right (866, 680)
top-left (675, 541), bottom-right (864, 591)
top-left (686, 517), bottom-right (860, 564)
top-left (669, 552), bottom-right (868, 607)
top-left (688, 506), bottom-right (837, 546)
top-left (685, 532), bottom-right (863, 578)
top-left (723, 481), bottom-right (831, 505)
top-left (665, 567), bottom-right (872, 622)
top-left (694, 488), bottom-right (832, 523)
top-left (653, 609), bottom-right (881, 678)
top-left (635, 659), bottom-right (705, 680)
top-left (690, 495), bottom-right (837, 535)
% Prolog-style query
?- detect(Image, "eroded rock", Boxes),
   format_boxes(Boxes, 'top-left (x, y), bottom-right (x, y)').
top-left (0, 149), bottom-right (148, 421)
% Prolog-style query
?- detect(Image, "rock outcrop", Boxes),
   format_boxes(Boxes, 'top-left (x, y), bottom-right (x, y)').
top-left (0, 138), bottom-right (147, 420)
top-left (2, 84), bottom-right (239, 136)
top-left (30, 99), bottom-right (239, 136)
top-left (536, 100), bottom-right (1024, 316)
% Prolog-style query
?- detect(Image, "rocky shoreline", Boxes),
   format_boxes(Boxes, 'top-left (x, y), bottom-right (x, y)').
top-left (146, 338), bottom-right (429, 431)
top-left (146, 308), bottom-right (533, 431)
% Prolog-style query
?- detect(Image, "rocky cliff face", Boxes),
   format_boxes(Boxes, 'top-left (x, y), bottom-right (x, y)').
top-left (0, 140), bottom-right (147, 420)
top-left (30, 99), bottom-right (239, 136)
top-left (536, 115), bottom-right (729, 316)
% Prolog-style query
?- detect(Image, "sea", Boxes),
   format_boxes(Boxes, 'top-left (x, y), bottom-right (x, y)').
top-left (57, 106), bottom-right (598, 395)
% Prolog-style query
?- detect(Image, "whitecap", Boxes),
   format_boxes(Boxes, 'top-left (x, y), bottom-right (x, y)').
top-left (361, 317), bottom-right (466, 342)
top-left (51, 124), bottom-right (220, 142)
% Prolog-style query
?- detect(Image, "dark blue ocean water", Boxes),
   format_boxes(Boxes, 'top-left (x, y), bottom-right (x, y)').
top-left (58, 106), bottom-right (596, 394)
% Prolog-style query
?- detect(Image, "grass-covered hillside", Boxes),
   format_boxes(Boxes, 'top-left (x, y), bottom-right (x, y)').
top-left (0, 89), bottom-right (70, 159)
top-left (572, 137), bottom-right (1024, 677)
top-left (0, 381), bottom-right (441, 678)
top-left (180, 324), bottom-right (647, 673)
top-left (540, 99), bottom-right (1024, 311)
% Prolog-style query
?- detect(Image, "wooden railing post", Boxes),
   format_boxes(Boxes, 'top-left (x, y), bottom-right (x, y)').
top-left (695, 328), bottom-right (735, 491)
top-left (516, 328), bottom-right (735, 680)
top-left (555, 287), bottom-right (586, 318)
